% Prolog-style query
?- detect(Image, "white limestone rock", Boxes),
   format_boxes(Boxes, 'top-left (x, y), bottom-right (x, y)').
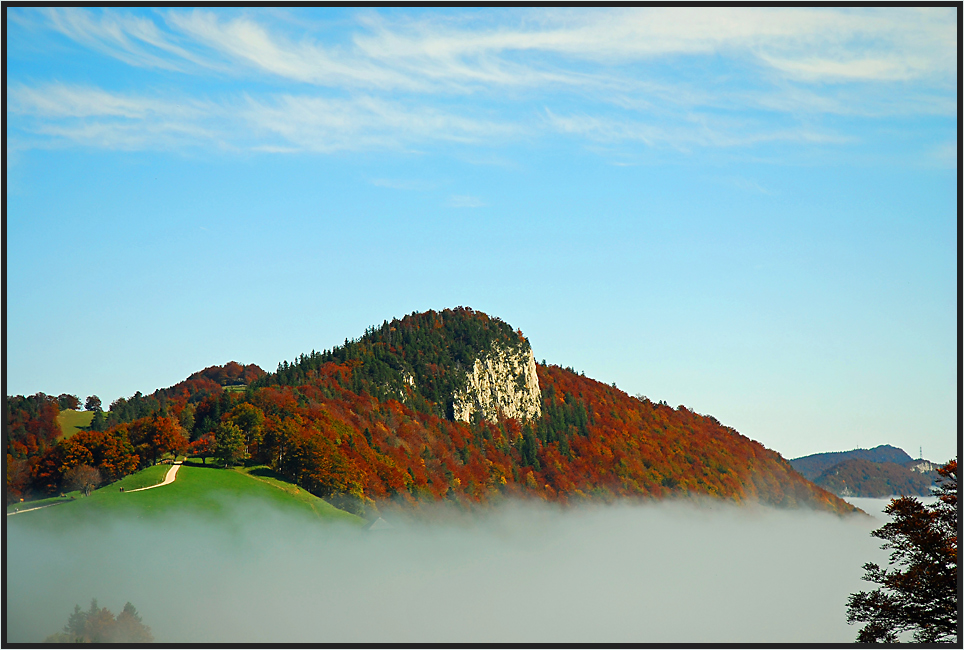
top-left (908, 460), bottom-right (938, 473)
top-left (452, 343), bottom-right (542, 423)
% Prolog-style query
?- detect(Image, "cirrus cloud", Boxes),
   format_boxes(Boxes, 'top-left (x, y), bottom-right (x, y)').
top-left (6, 7), bottom-right (956, 157)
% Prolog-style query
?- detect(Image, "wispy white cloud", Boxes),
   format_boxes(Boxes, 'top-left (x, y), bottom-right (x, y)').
top-left (543, 109), bottom-right (850, 152)
top-left (40, 7), bottom-right (210, 72)
top-left (718, 175), bottom-right (775, 196)
top-left (8, 82), bottom-right (520, 154)
top-left (240, 94), bottom-right (519, 153)
top-left (741, 85), bottom-right (957, 119)
top-left (36, 7), bottom-right (956, 89)
top-left (370, 178), bottom-right (436, 191)
top-left (352, 7), bottom-right (956, 84)
top-left (761, 55), bottom-right (935, 83)
top-left (448, 195), bottom-right (486, 208)
top-left (9, 82), bottom-right (206, 120)
top-left (31, 120), bottom-right (221, 151)
top-left (926, 141), bottom-right (958, 169)
top-left (167, 10), bottom-right (424, 90)
top-left (8, 83), bottom-right (226, 151)
top-left (10, 7), bottom-right (957, 155)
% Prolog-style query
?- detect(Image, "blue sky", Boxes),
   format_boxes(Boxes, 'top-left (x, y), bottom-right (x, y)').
top-left (6, 7), bottom-right (958, 461)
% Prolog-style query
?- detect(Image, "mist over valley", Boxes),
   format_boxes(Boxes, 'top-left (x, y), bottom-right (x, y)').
top-left (7, 496), bottom-right (886, 643)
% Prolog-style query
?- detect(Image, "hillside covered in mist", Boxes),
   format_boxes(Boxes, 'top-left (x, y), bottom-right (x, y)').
top-left (6, 308), bottom-right (854, 515)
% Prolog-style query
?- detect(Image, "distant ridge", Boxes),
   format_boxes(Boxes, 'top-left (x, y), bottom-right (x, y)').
top-left (790, 445), bottom-right (913, 482)
top-left (810, 458), bottom-right (936, 498)
top-left (789, 445), bottom-right (943, 498)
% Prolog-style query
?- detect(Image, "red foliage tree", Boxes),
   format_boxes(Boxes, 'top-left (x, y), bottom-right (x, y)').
top-left (128, 415), bottom-right (188, 467)
top-left (64, 464), bottom-right (102, 496)
top-left (188, 432), bottom-right (215, 465)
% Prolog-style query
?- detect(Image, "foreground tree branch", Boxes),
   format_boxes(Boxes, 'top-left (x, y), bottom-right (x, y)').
top-left (846, 459), bottom-right (958, 643)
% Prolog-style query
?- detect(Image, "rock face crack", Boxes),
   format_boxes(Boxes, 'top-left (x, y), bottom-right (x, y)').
top-left (452, 344), bottom-right (542, 423)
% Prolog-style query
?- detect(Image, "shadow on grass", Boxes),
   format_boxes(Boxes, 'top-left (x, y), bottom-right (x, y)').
top-left (183, 460), bottom-right (223, 469)
top-left (247, 467), bottom-right (289, 481)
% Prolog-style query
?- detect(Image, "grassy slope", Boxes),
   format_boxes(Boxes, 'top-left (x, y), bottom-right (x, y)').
top-left (6, 495), bottom-right (77, 514)
top-left (119, 463), bottom-right (173, 490)
top-left (5, 465), bottom-right (165, 513)
top-left (55, 409), bottom-right (94, 440)
top-left (7, 464), bottom-right (363, 526)
top-left (233, 465), bottom-right (351, 518)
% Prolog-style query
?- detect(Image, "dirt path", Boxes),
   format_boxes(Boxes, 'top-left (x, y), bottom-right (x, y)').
top-left (9, 461), bottom-right (184, 514)
top-left (6, 502), bottom-right (68, 516)
top-left (126, 461), bottom-right (183, 492)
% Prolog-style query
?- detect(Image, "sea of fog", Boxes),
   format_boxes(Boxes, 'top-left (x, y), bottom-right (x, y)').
top-left (843, 495), bottom-right (939, 521)
top-left (7, 497), bottom-right (893, 643)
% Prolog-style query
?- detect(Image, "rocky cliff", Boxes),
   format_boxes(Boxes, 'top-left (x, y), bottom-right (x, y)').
top-left (452, 343), bottom-right (542, 423)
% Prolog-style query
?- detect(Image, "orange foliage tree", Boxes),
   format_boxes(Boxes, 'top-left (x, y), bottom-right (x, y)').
top-left (128, 415), bottom-right (188, 467)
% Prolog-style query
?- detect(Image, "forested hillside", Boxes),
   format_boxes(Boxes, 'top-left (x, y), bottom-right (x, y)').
top-left (253, 307), bottom-right (530, 420)
top-left (6, 308), bottom-right (855, 515)
top-left (790, 445), bottom-right (914, 481)
top-left (5, 363), bottom-right (264, 503)
top-left (812, 459), bottom-right (936, 498)
top-left (6, 394), bottom-right (63, 501)
top-left (789, 445), bottom-right (941, 498)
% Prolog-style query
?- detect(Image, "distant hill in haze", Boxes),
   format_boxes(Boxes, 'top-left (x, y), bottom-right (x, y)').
top-left (812, 458), bottom-right (936, 498)
top-left (7, 308), bottom-right (856, 516)
top-left (790, 445), bottom-right (914, 481)
top-left (790, 446), bottom-right (941, 498)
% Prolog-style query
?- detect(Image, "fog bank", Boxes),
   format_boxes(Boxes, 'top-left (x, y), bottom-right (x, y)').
top-left (844, 495), bottom-right (939, 522)
top-left (6, 498), bottom-right (886, 643)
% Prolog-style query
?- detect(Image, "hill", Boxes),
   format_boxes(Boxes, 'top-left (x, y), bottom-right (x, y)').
top-left (8, 308), bottom-right (856, 516)
top-left (789, 445), bottom-right (914, 481)
top-left (789, 445), bottom-right (943, 498)
top-left (811, 458), bottom-right (935, 498)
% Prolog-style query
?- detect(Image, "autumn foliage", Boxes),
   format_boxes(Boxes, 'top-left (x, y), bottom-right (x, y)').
top-left (128, 415), bottom-right (187, 467)
top-left (7, 413), bottom-right (187, 499)
top-left (6, 309), bottom-right (856, 515)
top-left (813, 458), bottom-right (935, 498)
top-left (847, 460), bottom-right (958, 642)
top-left (5, 394), bottom-right (62, 502)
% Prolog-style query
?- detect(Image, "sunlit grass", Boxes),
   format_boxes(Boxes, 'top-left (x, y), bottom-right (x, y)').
top-left (8, 464), bottom-right (363, 527)
top-left (6, 495), bottom-right (77, 514)
top-left (234, 464), bottom-right (358, 520)
top-left (115, 464), bottom-right (171, 490)
top-left (55, 409), bottom-right (94, 440)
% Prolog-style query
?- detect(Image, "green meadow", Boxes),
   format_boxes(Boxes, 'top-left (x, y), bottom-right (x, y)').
top-left (55, 409), bottom-right (94, 440)
top-left (6, 463), bottom-right (363, 527)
